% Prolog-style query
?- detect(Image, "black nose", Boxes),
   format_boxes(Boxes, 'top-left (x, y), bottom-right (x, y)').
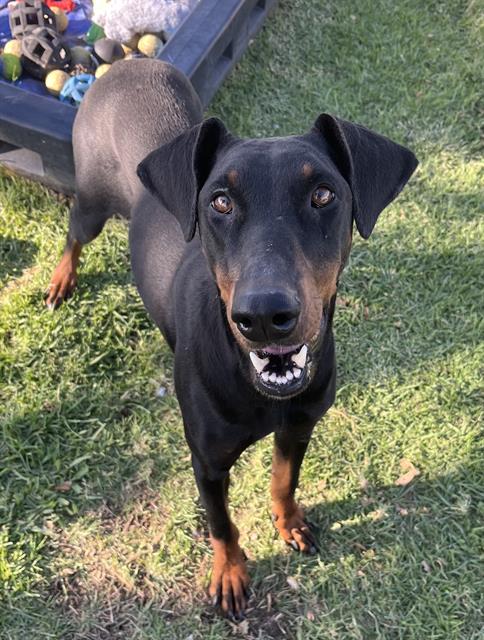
top-left (231, 290), bottom-right (300, 342)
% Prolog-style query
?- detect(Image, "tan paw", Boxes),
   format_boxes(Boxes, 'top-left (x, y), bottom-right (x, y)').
top-left (209, 540), bottom-right (249, 620)
top-left (272, 504), bottom-right (318, 554)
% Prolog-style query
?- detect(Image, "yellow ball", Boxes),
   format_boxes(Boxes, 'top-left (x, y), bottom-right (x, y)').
top-left (137, 34), bottom-right (163, 58)
top-left (45, 69), bottom-right (69, 96)
top-left (51, 7), bottom-right (69, 33)
top-left (95, 63), bottom-right (111, 79)
top-left (3, 39), bottom-right (22, 58)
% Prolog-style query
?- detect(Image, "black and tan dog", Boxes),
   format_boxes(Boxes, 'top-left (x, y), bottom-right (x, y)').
top-left (45, 59), bottom-right (418, 619)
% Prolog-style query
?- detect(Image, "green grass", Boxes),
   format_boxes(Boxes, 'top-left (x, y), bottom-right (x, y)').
top-left (0, 0), bottom-right (483, 638)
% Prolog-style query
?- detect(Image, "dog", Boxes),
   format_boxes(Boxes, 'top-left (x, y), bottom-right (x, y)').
top-left (45, 59), bottom-right (418, 619)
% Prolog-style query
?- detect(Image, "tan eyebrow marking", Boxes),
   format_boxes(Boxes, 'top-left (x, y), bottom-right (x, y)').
top-left (228, 169), bottom-right (238, 186)
top-left (302, 162), bottom-right (313, 177)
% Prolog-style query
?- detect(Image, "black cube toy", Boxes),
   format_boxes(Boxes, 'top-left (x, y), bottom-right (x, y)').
top-left (8, 0), bottom-right (56, 39)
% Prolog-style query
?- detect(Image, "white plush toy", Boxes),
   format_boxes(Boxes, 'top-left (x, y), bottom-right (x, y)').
top-left (92, 0), bottom-right (198, 43)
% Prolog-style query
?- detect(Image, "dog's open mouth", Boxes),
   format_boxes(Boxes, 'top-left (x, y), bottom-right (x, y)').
top-left (249, 344), bottom-right (311, 398)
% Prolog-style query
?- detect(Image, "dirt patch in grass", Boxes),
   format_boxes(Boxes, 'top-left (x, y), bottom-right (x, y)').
top-left (47, 491), bottom-right (183, 638)
top-left (47, 489), bottom-right (304, 639)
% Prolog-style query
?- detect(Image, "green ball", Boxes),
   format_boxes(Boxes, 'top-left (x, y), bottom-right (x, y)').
top-left (70, 46), bottom-right (93, 68)
top-left (2, 53), bottom-right (22, 81)
top-left (86, 23), bottom-right (105, 45)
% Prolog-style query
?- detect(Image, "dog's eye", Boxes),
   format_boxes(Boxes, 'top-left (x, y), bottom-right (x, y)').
top-left (311, 186), bottom-right (334, 208)
top-left (211, 194), bottom-right (233, 214)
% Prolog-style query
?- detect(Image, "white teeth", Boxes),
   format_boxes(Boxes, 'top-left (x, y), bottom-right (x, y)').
top-left (291, 344), bottom-right (308, 369)
top-left (254, 347), bottom-right (307, 387)
top-left (250, 351), bottom-right (270, 373)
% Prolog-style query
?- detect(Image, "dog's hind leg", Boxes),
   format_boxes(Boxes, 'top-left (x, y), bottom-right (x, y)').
top-left (44, 195), bottom-right (111, 310)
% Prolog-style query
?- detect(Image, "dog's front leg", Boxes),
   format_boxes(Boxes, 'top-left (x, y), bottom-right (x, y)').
top-left (192, 454), bottom-right (249, 620)
top-left (271, 430), bottom-right (318, 554)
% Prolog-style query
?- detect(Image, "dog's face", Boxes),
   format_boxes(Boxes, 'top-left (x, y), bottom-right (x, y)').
top-left (196, 137), bottom-right (352, 398)
top-left (138, 115), bottom-right (418, 399)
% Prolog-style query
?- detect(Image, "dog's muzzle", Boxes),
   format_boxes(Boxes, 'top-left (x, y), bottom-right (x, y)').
top-left (248, 343), bottom-right (312, 398)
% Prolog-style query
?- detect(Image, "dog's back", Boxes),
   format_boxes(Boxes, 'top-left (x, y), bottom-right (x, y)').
top-left (73, 59), bottom-right (203, 218)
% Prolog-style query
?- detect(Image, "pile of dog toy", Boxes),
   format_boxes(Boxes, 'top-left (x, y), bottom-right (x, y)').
top-left (0, 0), bottom-right (197, 105)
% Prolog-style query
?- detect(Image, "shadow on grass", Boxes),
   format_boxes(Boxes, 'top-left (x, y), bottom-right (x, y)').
top-left (1, 380), bottom-right (184, 533)
top-left (76, 268), bottom-right (134, 294)
top-left (0, 236), bottom-right (38, 289)
top-left (32, 463), bottom-right (481, 640)
top-left (245, 463), bottom-right (481, 639)
top-left (334, 236), bottom-right (481, 385)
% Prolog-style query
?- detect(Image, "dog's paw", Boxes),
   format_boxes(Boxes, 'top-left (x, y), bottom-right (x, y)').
top-left (44, 265), bottom-right (77, 310)
top-left (272, 505), bottom-right (318, 554)
top-left (209, 547), bottom-right (250, 620)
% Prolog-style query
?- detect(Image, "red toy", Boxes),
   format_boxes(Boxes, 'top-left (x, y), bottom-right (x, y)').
top-left (45, 0), bottom-right (75, 12)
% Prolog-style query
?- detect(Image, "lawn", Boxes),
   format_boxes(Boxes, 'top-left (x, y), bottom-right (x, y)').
top-left (0, 0), bottom-right (483, 638)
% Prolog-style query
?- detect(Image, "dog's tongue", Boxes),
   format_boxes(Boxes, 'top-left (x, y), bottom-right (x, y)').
top-left (262, 344), bottom-right (301, 356)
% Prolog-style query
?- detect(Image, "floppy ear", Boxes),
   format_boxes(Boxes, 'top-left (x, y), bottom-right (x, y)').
top-left (313, 114), bottom-right (418, 239)
top-left (137, 117), bottom-right (229, 242)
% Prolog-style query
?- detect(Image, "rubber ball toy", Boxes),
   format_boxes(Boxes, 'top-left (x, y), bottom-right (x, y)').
top-left (51, 6), bottom-right (69, 32)
top-left (45, 0), bottom-right (75, 11)
top-left (45, 68), bottom-right (69, 95)
top-left (3, 40), bottom-right (23, 58)
top-left (95, 63), bottom-right (111, 78)
top-left (60, 73), bottom-right (95, 106)
top-left (137, 34), bottom-right (163, 58)
top-left (94, 37), bottom-right (124, 63)
top-left (1, 53), bottom-right (22, 81)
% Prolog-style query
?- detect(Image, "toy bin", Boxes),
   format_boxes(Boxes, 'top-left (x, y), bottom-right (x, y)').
top-left (0, 0), bottom-right (276, 192)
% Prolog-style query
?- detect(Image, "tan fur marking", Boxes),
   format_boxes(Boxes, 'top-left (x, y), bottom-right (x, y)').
top-left (214, 266), bottom-right (236, 310)
top-left (271, 448), bottom-right (317, 552)
top-left (215, 253), bottom-right (340, 353)
top-left (209, 524), bottom-right (249, 614)
top-left (302, 162), bottom-right (313, 177)
top-left (45, 240), bottom-right (82, 308)
top-left (214, 265), bottom-right (251, 350)
top-left (227, 169), bottom-right (238, 186)
top-left (295, 250), bottom-right (340, 343)
top-left (271, 451), bottom-right (294, 510)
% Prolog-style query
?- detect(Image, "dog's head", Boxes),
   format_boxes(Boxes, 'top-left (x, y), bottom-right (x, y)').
top-left (138, 115), bottom-right (418, 399)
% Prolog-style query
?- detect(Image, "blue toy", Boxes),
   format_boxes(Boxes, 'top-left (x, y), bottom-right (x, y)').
top-left (59, 72), bottom-right (94, 105)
